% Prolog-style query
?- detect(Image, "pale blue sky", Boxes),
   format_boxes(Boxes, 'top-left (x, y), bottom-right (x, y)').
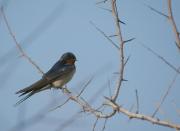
top-left (0, 0), bottom-right (180, 131)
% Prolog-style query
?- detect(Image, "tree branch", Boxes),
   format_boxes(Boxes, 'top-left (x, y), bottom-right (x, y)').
top-left (1, 7), bottom-right (44, 75)
top-left (167, 0), bottom-right (180, 51)
top-left (106, 100), bottom-right (180, 130)
top-left (111, 0), bottom-right (125, 102)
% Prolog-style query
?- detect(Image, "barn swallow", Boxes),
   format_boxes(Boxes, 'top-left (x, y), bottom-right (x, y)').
top-left (15, 52), bottom-right (76, 106)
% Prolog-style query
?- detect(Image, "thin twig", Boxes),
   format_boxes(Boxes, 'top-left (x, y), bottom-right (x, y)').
top-left (140, 42), bottom-right (180, 74)
top-left (144, 4), bottom-right (169, 18)
top-left (152, 67), bottom-right (180, 117)
top-left (107, 79), bottom-right (112, 98)
top-left (92, 117), bottom-right (99, 131)
top-left (135, 89), bottom-right (139, 114)
top-left (167, 0), bottom-right (180, 51)
top-left (49, 98), bottom-right (70, 112)
top-left (1, 7), bottom-right (44, 75)
top-left (101, 118), bottom-right (108, 131)
top-left (90, 21), bottom-right (120, 50)
top-left (77, 76), bottom-right (94, 97)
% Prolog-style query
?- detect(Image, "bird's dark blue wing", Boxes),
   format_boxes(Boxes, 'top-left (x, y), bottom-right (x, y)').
top-left (43, 61), bottom-right (75, 82)
top-left (16, 61), bottom-right (75, 95)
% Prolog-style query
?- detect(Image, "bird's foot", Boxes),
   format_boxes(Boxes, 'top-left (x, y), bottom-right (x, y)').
top-left (62, 87), bottom-right (71, 94)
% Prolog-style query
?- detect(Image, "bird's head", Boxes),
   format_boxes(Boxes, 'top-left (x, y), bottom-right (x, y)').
top-left (60, 52), bottom-right (77, 65)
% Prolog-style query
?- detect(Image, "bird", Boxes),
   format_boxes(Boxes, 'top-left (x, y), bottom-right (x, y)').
top-left (15, 52), bottom-right (77, 106)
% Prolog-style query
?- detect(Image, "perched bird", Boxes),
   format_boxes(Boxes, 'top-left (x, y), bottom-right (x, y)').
top-left (15, 52), bottom-right (76, 106)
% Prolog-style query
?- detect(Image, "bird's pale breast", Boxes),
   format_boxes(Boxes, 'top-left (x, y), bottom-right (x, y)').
top-left (52, 68), bottom-right (75, 88)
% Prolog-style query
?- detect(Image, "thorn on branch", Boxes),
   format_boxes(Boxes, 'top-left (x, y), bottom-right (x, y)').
top-left (108, 34), bottom-right (118, 37)
top-left (124, 38), bottom-right (135, 44)
top-left (118, 19), bottom-right (126, 25)
top-left (104, 96), bottom-right (112, 102)
top-left (122, 78), bottom-right (128, 81)
top-left (124, 55), bottom-right (131, 67)
top-left (96, 0), bottom-right (109, 5)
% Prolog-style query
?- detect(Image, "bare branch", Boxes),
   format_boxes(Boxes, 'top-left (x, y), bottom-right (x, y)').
top-left (90, 21), bottom-right (120, 50)
top-left (106, 100), bottom-right (180, 130)
top-left (60, 89), bottom-right (116, 118)
top-left (1, 7), bottom-right (44, 75)
top-left (167, 0), bottom-right (180, 51)
top-left (111, 0), bottom-right (125, 102)
top-left (54, 80), bottom-right (116, 131)
top-left (152, 67), bottom-right (180, 117)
